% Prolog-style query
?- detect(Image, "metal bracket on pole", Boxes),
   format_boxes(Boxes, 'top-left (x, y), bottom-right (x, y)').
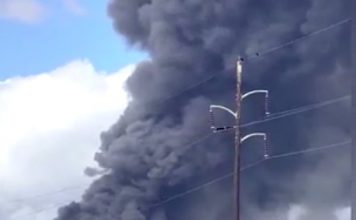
top-left (209, 89), bottom-right (270, 124)
top-left (210, 105), bottom-right (237, 119)
top-left (241, 132), bottom-right (266, 143)
top-left (241, 132), bottom-right (269, 159)
top-left (208, 88), bottom-right (270, 132)
top-left (208, 106), bottom-right (270, 158)
top-left (241, 90), bottom-right (268, 100)
top-left (209, 105), bottom-right (237, 133)
top-left (242, 90), bottom-right (270, 116)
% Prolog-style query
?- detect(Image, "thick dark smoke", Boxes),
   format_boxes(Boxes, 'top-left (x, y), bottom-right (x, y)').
top-left (55, 0), bottom-right (350, 219)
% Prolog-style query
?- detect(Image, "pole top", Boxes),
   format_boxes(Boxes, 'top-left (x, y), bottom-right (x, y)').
top-left (237, 56), bottom-right (243, 81)
top-left (237, 56), bottom-right (244, 67)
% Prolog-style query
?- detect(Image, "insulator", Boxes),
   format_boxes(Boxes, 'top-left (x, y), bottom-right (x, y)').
top-left (263, 137), bottom-right (269, 159)
top-left (265, 93), bottom-right (270, 117)
top-left (209, 109), bottom-right (216, 130)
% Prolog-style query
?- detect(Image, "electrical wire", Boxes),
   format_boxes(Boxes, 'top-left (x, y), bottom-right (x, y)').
top-left (133, 19), bottom-right (351, 208)
top-left (152, 93), bottom-right (351, 208)
top-left (6, 185), bottom-right (87, 205)
top-left (11, 139), bottom-right (350, 217)
top-left (246, 18), bottom-right (351, 60)
top-left (150, 140), bottom-right (351, 208)
top-left (264, 95), bottom-right (350, 117)
top-left (211, 95), bottom-right (349, 130)
top-left (149, 158), bottom-right (267, 208)
top-left (268, 140), bottom-right (351, 159)
top-left (4, 94), bottom-right (348, 209)
top-left (9, 201), bottom-right (69, 219)
top-left (158, 74), bottom-right (217, 104)
top-left (3, 19), bottom-right (351, 217)
top-left (240, 95), bottom-right (350, 128)
top-left (156, 18), bottom-right (351, 104)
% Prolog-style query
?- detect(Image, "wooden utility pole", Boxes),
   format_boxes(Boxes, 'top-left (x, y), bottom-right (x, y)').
top-left (233, 58), bottom-right (242, 220)
top-left (209, 56), bottom-right (269, 220)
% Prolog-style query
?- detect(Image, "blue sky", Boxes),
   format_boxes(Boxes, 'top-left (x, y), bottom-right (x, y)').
top-left (0, 2), bottom-right (145, 219)
top-left (0, 0), bottom-right (146, 79)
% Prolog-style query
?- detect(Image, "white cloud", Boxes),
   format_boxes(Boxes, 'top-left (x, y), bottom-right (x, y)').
top-left (335, 207), bottom-right (351, 220)
top-left (287, 205), bottom-right (307, 220)
top-left (0, 60), bottom-right (135, 219)
top-left (0, 0), bottom-right (46, 24)
top-left (62, 0), bottom-right (86, 16)
top-left (285, 205), bottom-right (351, 220)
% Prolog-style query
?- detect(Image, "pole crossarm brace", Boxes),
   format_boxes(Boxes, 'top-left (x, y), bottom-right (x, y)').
top-left (242, 90), bottom-right (270, 115)
top-left (210, 105), bottom-right (237, 119)
top-left (242, 90), bottom-right (268, 100)
top-left (241, 132), bottom-right (266, 143)
top-left (209, 89), bottom-right (270, 123)
top-left (241, 132), bottom-right (269, 159)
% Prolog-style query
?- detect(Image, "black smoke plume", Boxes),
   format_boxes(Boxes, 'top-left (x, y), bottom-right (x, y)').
top-left (55, 0), bottom-right (351, 219)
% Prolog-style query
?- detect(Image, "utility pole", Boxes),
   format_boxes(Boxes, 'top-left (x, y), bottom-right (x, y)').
top-left (209, 56), bottom-right (270, 220)
top-left (233, 56), bottom-right (242, 220)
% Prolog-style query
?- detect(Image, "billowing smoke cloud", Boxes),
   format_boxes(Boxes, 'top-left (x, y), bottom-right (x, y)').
top-left (54, 0), bottom-right (350, 219)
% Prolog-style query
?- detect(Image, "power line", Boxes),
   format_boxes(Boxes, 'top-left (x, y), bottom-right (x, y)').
top-left (246, 18), bottom-right (351, 59)
top-left (10, 133), bottom-right (351, 218)
top-left (2, 16), bottom-right (350, 220)
top-left (210, 95), bottom-right (349, 129)
top-left (240, 95), bottom-right (350, 128)
top-left (149, 171), bottom-right (233, 208)
top-left (149, 158), bottom-right (266, 208)
top-left (5, 94), bottom-right (350, 217)
top-left (150, 140), bottom-right (351, 208)
top-left (159, 74), bottom-right (217, 104)
top-left (268, 140), bottom-right (351, 159)
top-left (9, 201), bottom-right (68, 219)
top-left (130, 18), bottom-right (351, 213)
top-left (265, 95), bottom-right (350, 117)
top-left (3, 94), bottom-right (348, 207)
top-left (156, 18), bottom-right (351, 104)
top-left (151, 92), bottom-right (351, 210)
top-left (6, 185), bottom-right (87, 205)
